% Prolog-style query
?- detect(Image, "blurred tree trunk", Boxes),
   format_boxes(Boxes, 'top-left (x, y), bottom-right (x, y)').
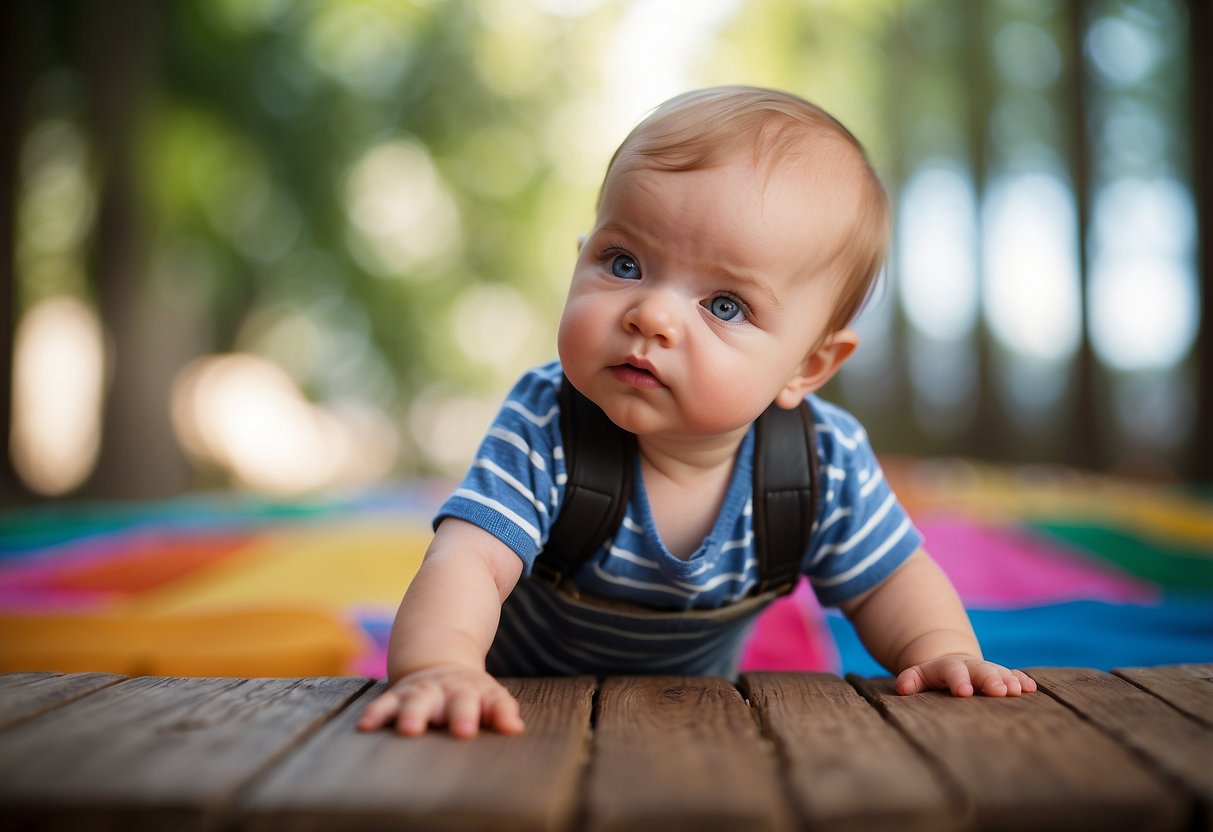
top-left (1192, 0), bottom-right (1212, 483)
top-left (963, 0), bottom-right (1005, 463)
top-left (1064, 0), bottom-right (1103, 474)
top-left (0, 1), bottom-right (34, 509)
top-left (79, 0), bottom-right (194, 500)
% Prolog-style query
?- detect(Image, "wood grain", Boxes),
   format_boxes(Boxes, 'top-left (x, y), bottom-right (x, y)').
top-left (1031, 668), bottom-right (1210, 831)
top-left (742, 672), bottom-right (963, 832)
top-left (0, 675), bottom-right (368, 831)
top-left (0, 671), bottom-right (124, 729)
top-left (583, 676), bottom-right (793, 832)
top-left (239, 675), bottom-right (596, 832)
top-left (853, 675), bottom-right (1189, 832)
top-left (1115, 664), bottom-right (1213, 728)
top-left (0, 667), bottom-right (1207, 830)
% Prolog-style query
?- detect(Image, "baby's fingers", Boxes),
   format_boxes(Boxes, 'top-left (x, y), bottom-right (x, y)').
top-left (969, 662), bottom-right (1012, 697)
top-left (986, 668), bottom-right (1037, 697)
top-left (446, 689), bottom-right (488, 739)
top-left (896, 659), bottom-right (972, 696)
top-left (1014, 670), bottom-right (1038, 694)
top-left (971, 663), bottom-right (1042, 697)
top-left (895, 665), bottom-right (929, 696)
top-left (394, 684), bottom-right (447, 736)
top-left (482, 687), bottom-right (525, 735)
top-left (356, 690), bottom-right (402, 732)
top-left (939, 658), bottom-right (979, 697)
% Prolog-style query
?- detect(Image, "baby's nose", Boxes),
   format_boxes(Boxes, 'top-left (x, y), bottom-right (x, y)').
top-left (623, 291), bottom-right (681, 345)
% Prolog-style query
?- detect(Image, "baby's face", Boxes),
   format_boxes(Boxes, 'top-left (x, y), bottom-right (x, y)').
top-left (557, 152), bottom-right (856, 442)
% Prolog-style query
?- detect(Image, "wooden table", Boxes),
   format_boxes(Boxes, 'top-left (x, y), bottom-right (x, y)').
top-left (0, 666), bottom-right (1209, 831)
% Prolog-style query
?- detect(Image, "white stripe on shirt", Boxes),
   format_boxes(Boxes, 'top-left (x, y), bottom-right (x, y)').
top-left (472, 458), bottom-right (548, 515)
top-left (810, 517), bottom-right (913, 588)
top-left (487, 427), bottom-right (547, 471)
top-left (809, 492), bottom-right (897, 566)
top-left (607, 544), bottom-right (660, 569)
top-left (859, 467), bottom-right (884, 498)
top-left (504, 400), bottom-right (559, 427)
top-left (451, 487), bottom-right (542, 545)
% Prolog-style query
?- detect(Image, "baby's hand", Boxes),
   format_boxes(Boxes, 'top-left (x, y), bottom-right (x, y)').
top-left (895, 654), bottom-right (1038, 698)
top-left (356, 664), bottom-right (525, 738)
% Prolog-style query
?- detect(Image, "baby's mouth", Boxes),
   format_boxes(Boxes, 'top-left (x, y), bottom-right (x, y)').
top-left (610, 360), bottom-right (665, 389)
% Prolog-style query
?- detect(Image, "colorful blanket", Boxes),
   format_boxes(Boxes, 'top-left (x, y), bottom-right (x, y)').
top-left (1, 461), bottom-right (1210, 677)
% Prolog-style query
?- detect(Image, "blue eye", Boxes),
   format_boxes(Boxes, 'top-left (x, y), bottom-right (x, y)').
top-left (706, 295), bottom-right (745, 322)
top-left (610, 254), bottom-right (641, 280)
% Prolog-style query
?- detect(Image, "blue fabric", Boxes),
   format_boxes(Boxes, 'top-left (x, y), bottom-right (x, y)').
top-left (827, 596), bottom-right (1213, 677)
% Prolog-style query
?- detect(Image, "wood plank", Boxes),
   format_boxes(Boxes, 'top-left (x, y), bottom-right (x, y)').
top-left (1031, 668), bottom-right (1210, 831)
top-left (0, 671), bottom-right (124, 729)
top-left (0, 675), bottom-right (368, 831)
top-left (853, 675), bottom-right (1189, 832)
top-left (741, 672), bottom-right (963, 832)
top-left (239, 676), bottom-right (596, 832)
top-left (583, 676), bottom-right (793, 832)
top-left (1114, 664), bottom-right (1213, 728)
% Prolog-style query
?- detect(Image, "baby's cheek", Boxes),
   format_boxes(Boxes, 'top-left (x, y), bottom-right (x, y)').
top-left (680, 380), bottom-right (773, 435)
top-left (556, 305), bottom-right (604, 380)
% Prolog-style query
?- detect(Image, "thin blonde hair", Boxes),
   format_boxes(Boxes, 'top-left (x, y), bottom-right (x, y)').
top-left (600, 86), bottom-right (890, 334)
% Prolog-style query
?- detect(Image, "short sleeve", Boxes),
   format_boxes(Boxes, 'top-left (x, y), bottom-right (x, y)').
top-left (801, 398), bottom-right (923, 607)
top-left (433, 363), bottom-right (567, 573)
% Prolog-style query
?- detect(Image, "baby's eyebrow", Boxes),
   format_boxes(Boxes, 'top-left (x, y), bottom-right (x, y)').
top-left (717, 267), bottom-right (782, 310)
top-left (593, 221), bottom-right (644, 244)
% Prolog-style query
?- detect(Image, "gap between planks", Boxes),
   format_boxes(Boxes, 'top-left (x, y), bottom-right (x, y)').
top-left (4, 669), bottom-right (1207, 832)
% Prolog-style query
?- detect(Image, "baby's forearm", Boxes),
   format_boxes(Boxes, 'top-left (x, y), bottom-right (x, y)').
top-left (387, 555), bottom-right (499, 681)
top-left (841, 549), bottom-right (981, 674)
top-left (358, 519), bottom-right (527, 736)
top-left (386, 520), bottom-right (523, 683)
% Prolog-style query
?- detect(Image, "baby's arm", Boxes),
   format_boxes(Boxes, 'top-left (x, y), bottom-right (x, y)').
top-left (839, 549), bottom-right (1037, 697)
top-left (356, 518), bottom-right (525, 737)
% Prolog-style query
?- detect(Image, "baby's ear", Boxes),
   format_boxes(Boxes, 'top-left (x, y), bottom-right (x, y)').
top-left (774, 329), bottom-right (860, 409)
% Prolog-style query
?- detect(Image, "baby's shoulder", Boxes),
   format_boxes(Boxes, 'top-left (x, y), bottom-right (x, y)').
top-left (804, 395), bottom-right (875, 466)
top-left (492, 362), bottom-right (566, 455)
top-left (497, 362), bottom-right (563, 422)
top-left (505, 361), bottom-right (564, 404)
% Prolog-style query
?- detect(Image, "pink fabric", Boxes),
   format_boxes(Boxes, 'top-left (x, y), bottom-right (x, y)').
top-left (738, 578), bottom-right (839, 672)
top-left (918, 517), bottom-right (1159, 608)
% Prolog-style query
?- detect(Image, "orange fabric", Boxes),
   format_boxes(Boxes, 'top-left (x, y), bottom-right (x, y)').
top-left (0, 606), bottom-right (367, 677)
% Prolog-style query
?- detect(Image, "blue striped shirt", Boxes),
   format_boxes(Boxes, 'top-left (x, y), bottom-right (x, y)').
top-left (435, 361), bottom-right (923, 674)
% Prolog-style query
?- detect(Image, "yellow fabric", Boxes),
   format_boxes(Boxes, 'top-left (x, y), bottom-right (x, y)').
top-left (128, 520), bottom-right (429, 615)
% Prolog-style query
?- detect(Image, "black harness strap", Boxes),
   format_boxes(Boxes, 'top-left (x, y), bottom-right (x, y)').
top-left (752, 400), bottom-right (819, 594)
top-left (531, 377), bottom-right (636, 587)
top-left (535, 376), bottom-right (817, 596)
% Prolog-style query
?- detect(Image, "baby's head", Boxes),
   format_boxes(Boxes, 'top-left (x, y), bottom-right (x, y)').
top-left (558, 87), bottom-right (890, 437)
top-left (598, 86), bottom-right (889, 335)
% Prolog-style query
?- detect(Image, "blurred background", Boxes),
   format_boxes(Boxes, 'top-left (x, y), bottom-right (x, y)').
top-left (1, 0), bottom-right (1208, 505)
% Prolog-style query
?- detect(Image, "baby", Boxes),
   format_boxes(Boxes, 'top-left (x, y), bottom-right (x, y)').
top-left (359, 86), bottom-right (1035, 738)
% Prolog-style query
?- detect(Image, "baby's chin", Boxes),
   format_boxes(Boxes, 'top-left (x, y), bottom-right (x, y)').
top-left (624, 411), bottom-right (759, 446)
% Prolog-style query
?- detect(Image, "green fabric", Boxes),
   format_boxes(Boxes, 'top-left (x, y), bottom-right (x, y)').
top-left (0, 496), bottom-right (332, 554)
top-left (1030, 521), bottom-right (1213, 590)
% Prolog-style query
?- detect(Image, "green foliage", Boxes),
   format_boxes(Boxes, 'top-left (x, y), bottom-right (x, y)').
top-left (11, 0), bottom-right (1199, 488)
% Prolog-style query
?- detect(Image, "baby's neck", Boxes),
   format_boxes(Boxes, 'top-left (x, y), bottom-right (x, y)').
top-left (636, 432), bottom-right (746, 560)
top-left (636, 430), bottom-right (744, 479)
